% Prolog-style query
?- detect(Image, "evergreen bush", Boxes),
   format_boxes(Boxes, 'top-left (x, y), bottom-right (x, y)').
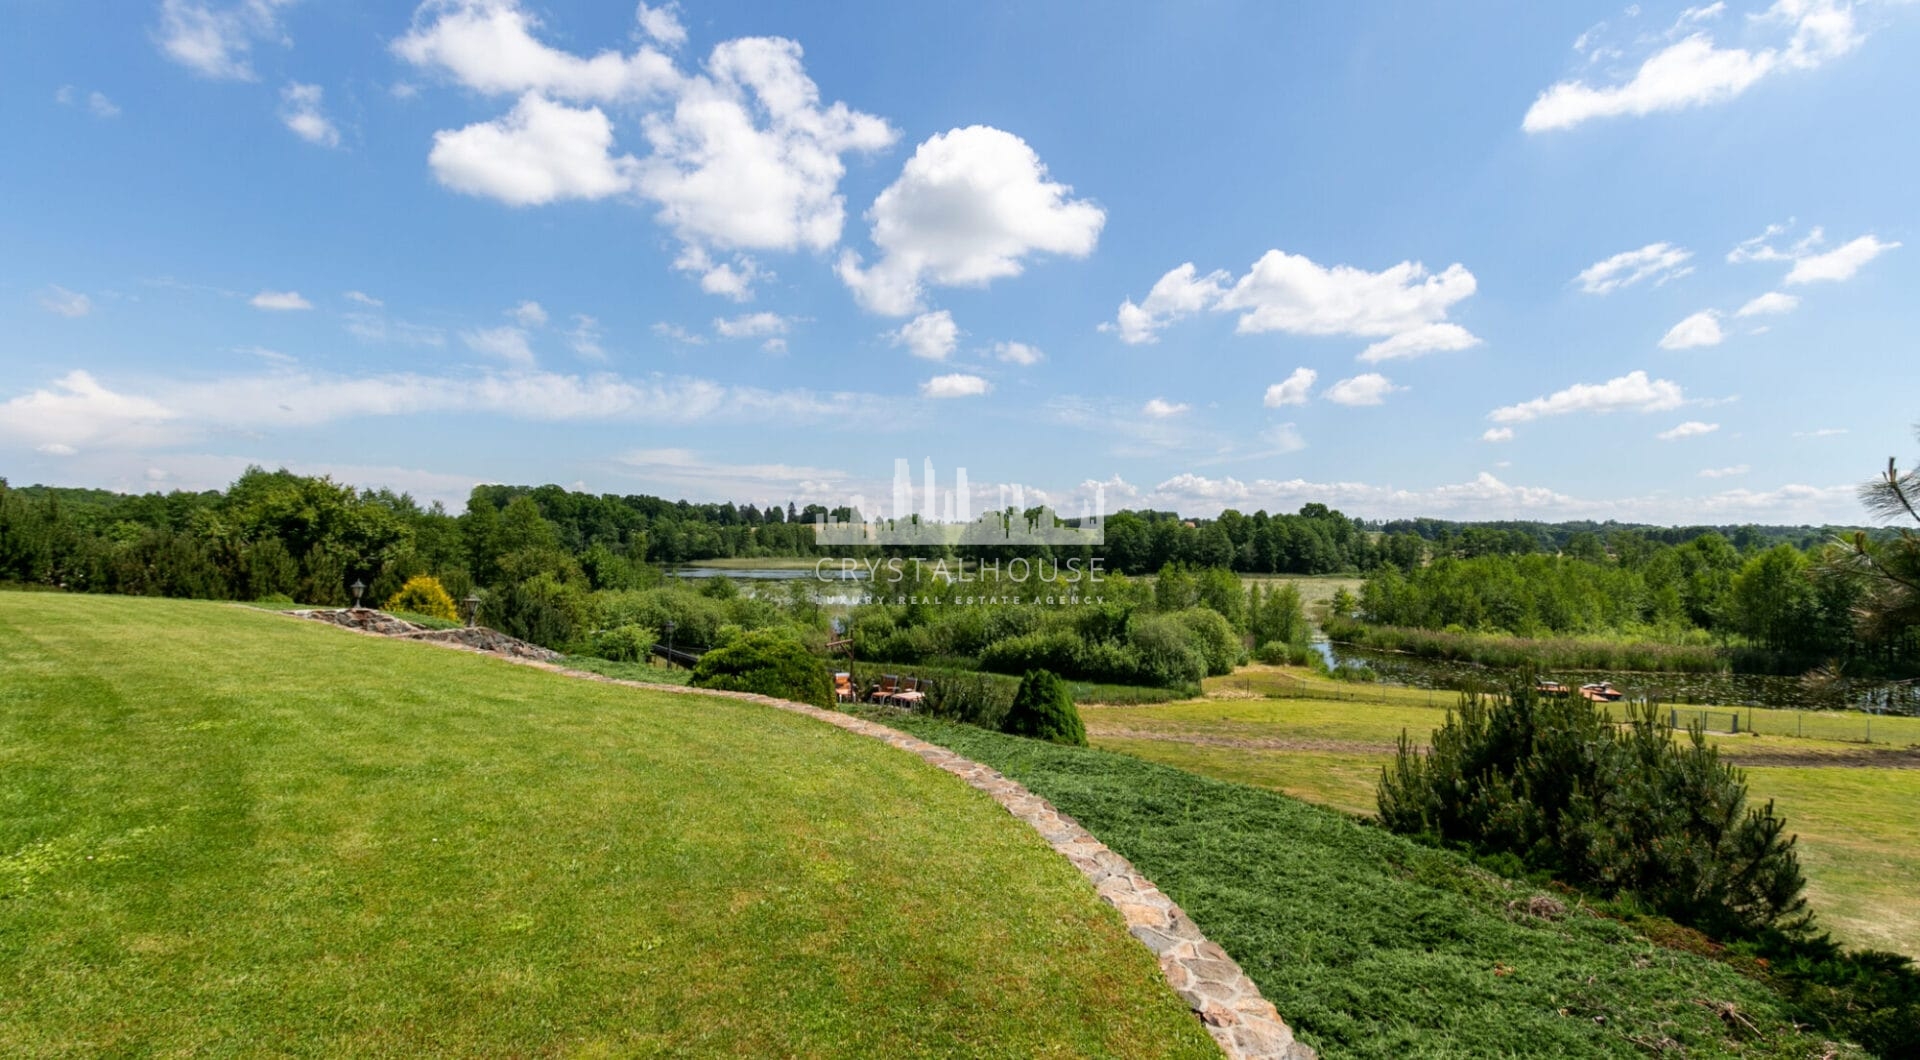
top-left (999, 669), bottom-right (1086, 746)
top-left (1377, 673), bottom-right (1808, 940)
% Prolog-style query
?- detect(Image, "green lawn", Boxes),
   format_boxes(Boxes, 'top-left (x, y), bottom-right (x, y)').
top-left (1088, 675), bottom-right (1920, 957)
top-left (0, 593), bottom-right (1215, 1058)
top-left (865, 711), bottom-right (1862, 1059)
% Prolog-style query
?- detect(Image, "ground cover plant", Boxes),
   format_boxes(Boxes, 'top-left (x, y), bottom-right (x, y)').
top-left (1378, 676), bottom-right (1920, 1054)
top-left (0, 593), bottom-right (1216, 1057)
top-left (860, 709), bottom-right (1861, 1058)
top-left (1083, 674), bottom-right (1920, 956)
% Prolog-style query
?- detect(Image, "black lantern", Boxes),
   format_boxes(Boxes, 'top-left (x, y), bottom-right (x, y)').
top-left (350, 579), bottom-right (366, 610)
top-left (464, 592), bottom-right (481, 627)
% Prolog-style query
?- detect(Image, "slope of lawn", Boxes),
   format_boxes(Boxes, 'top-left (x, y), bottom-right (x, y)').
top-left (869, 711), bottom-right (1863, 1059)
top-left (0, 594), bottom-right (1215, 1058)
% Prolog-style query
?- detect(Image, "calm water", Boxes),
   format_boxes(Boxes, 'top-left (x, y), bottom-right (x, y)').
top-left (1320, 640), bottom-right (1920, 715)
top-left (673, 566), bottom-right (869, 581)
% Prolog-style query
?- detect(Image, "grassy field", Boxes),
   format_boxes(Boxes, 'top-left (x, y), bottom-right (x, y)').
top-left (866, 711), bottom-right (1864, 1059)
top-left (1088, 666), bottom-right (1920, 956)
top-left (0, 593), bottom-right (1215, 1057)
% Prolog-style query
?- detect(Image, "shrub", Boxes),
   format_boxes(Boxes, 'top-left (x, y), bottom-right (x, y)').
top-left (385, 574), bottom-right (460, 622)
top-left (591, 623), bottom-right (657, 663)
top-left (691, 629), bottom-right (833, 707)
top-left (1377, 673), bottom-right (1808, 940)
top-left (977, 629), bottom-right (1083, 676)
top-left (999, 669), bottom-right (1086, 746)
top-left (1254, 640), bottom-right (1312, 666)
top-left (1173, 607), bottom-right (1242, 675)
top-left (489, 573), bottom-right (590, 649)
top-left (1127, 614), bottom-right (1207, 688)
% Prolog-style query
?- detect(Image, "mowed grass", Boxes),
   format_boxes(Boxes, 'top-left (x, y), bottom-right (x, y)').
top-left (1088, 673), bottom-right (1920, 956)
top-left (0, 593), bottom-right (1216, 1058)
top-left (867, 712), bottom-right (1862, 1059)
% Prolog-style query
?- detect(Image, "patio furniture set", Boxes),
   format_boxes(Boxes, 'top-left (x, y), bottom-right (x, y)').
top-left (834, 671), bottom-right (929, 708)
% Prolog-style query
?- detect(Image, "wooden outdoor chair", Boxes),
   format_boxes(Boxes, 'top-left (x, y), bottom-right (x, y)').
top-left (833, 671), bottom-right (856, 703)
top-left (872, 674), bottom-right (901, 704)
top-left (891, 676), bottom-right (927, 709)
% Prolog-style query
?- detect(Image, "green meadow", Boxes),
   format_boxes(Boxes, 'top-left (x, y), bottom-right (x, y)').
top-left (0, 593), bottom-right (1213, 1057)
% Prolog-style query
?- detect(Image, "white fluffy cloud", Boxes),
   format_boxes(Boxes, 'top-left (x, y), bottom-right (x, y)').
top-left (1102, 263), bottom-right (1227, 345)
top-left (0, 371), bottom-right (182, 452)
top-left (1142, 398), bottom-right (1190, 418)
top-left (156, 0), bottom-right (294, 81)
top-left (994, 341), bottom-right (1043, 366)
top-left (921, 373), bottom-right (990, 399)
top-left (511, 300), bottom-right (548, 327)
top-left (250, 290), bottom-right (312, 311)
top-left (1358, 323), bottom-right (1481, 363)
top-left (1524, 0), bottom-right (1863, 132)
top-left (1699, 464), bottom-right (1750, 478)
top-left (673, 247), bottom-right (768, 302)
top-left (891, 310), bottom-right (959, 361)
top-left (1786, 235), bottom-right (1900, 284)
top-left (1324, 373), bottom-right (1399, 407)
top-left (1575, 242), bottom-right (1693, 294)
top-left (1263, 367), bottom-right (1317, 407)
top-left (1736, 291), bottom-right (1800, 316)
top-left (634, 2), bottom-right (687, 49)
top-left (401, 3), bottom-right (895, 277)
top-left (462, 325), bottom-right (535, 366)
top-left (39, 285), bottom-right (93, 318)
top-left (344, 290), bottom-right (383, 307)
top-left (713, 311), bottom-right (791, 339)
top-left (1729, 223), bottom-right (1899, 284)
top-left (1483, 427), bottom-right (1514, 443)
top-left (279, 82), bottom-right (340, 147)
top-left (1110, 250), bottom-right (1479, 359)
top-left (1659, 309), bottom-right (1724, 349)
top-left (1489, 370), bottom-right (1686, 424)
top-left (637, 37), bottom-right (896, 254)
top-left (393, 0), bottom-right (679, 102)
top-left (428, 92), bottom-right (638, 207)
top-left (1657, 420), bottom-right (1719, 440)
top-left (839, 125), bottom-right (1104, 315)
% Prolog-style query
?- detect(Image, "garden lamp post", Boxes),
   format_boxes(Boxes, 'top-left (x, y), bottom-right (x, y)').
top-left (664, 619), bottom-right (676, 666)
top-left (350, 579), bottom-right (366, 610)
top-left (464, 592), bottom-right (481, 628)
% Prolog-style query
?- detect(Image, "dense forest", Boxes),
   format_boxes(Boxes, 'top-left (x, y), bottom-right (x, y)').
top-left (2, 464), bottom-right (1913, 678)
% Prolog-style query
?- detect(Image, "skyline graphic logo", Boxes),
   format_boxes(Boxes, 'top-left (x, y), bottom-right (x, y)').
top-left (811, 458), bottom-right (1106, 546)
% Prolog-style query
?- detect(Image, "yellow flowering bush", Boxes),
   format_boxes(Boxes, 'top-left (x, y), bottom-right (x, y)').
top-left (385, 574), bottom-right (459, 622)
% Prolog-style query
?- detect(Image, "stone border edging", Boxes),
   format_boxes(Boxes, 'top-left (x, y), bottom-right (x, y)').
top-left (280, 611), bottom-right (1313, 1059)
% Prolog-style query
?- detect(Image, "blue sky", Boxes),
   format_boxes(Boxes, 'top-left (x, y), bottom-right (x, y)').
top-left (2, 0), bottom-right (1914, 523)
